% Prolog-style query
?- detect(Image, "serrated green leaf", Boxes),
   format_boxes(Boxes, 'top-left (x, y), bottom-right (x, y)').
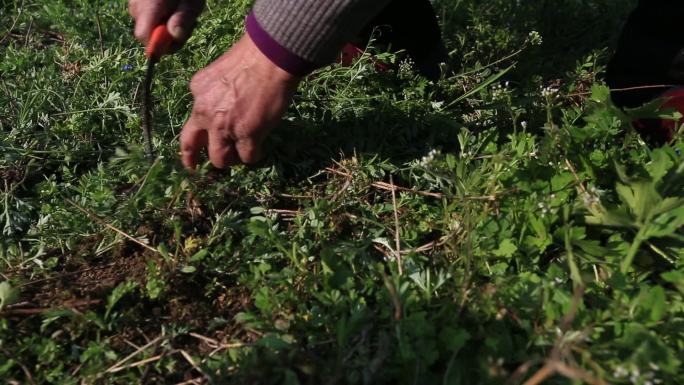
top-left (0, 282), bottom-right (18, 312)
top-left (646, 148), bottom-right (675, 182)
top-left (493, 239), bottom-right (517, 258)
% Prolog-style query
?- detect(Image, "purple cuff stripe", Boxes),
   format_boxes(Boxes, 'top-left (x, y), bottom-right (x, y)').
top-left (246, 12), bottom-right (318, 77)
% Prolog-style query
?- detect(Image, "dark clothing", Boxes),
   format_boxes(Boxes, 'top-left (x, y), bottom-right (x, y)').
top-left (607, 0), bottom-right (684, 108)
top-left (248, 0), bottom-right (391, 76)
top-left (247, 0), bottom-right (445, 77)
top-left (357, 0), bottom-right (447, 80)
top-left (607, 0), bottom-right (684, 144)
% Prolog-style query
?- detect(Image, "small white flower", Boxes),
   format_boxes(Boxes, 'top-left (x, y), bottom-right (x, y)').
top-left (490, 82), bottom-right (509, 100)
top-left (521, 121), bottom-right (528, 129)
top-left (398, 58), bottom-right (415, 78)
top-left (583, 193), bottom-right (599, 206)
top-left (613, 366), bottom-right (628, 378)
top-left (526, 31), bottom-right (543, 46)
top-left (537, 202), bottom-right (550, 216)
top-left (541, 86), bottom-right (559, 98)
top-left (419, 149), bottom-right (441, 167)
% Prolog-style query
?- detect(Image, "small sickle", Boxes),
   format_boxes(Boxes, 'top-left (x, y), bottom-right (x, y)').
top-left (145, 25), bottom-right (174, 60)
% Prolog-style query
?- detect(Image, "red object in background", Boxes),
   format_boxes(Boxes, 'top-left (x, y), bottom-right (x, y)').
top-left (145, 25), bottom-right (174, 60)
top-left (340, 44), bottom-right (363, 66)
top-left (338, 43), bottom-right (389, 72)
top-left (633, 87), bottom-right (682, 146)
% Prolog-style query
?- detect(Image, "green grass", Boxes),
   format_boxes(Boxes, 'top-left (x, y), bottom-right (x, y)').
top-left (2, 0), bottom-right (684, 384)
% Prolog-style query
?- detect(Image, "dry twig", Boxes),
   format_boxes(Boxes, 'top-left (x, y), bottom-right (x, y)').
top-left (0, 299), bottom-right (100, 316)
top-left (381, 271), bottom-right (402, 321)
top-left (107, 354), bottom-right (165, 374)
top-left (179, 350), bottom-right (211, 382)
top-left (510, 285), bottom-right (608, 385)
top-left (64, 198), bottom-right (159, 254)
top-left (564, 158), bottom-right (589, 196)
top-left (389, 175), bottom-right (403, 276)
top-left (106, 335), bottom-right (163, 373)
top-left (175, 377), bottom-right (204, 385)
top-left (325, 167), bottom-right (443, 198)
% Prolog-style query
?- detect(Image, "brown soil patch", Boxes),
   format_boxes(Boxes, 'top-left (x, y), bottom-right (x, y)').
top-left (10, 246), bottom-right (149, 312)
top-left (4, 238), bottom-right (250, 328)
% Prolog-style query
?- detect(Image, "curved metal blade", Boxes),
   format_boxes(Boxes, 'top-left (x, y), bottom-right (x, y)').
top-left (142, 57), bottom-right (157, 161)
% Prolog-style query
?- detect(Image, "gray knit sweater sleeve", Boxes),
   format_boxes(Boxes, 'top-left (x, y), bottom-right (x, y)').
top-left (245, 0), bottom-right (391, 76)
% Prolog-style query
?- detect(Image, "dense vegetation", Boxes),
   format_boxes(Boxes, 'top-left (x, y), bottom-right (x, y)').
top-left (2, 0), bottom-right (683, 384)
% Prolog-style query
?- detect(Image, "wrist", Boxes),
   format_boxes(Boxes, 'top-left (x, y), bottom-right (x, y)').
top-left (241, 33), bottom-right (301, 88)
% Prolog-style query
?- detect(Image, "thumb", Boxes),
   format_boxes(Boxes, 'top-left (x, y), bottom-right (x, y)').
top-left (167, 0), bottom-right (205, 44)
top-left (131, 0), bottom-right (177, 45)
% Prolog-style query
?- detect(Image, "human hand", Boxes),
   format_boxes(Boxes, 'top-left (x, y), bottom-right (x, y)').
top-left (128, 0), bottom-right (204, 48)
top-left (180, 33), bottom-right (300, 169)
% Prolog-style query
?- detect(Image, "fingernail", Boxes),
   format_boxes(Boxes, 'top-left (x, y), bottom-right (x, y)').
top-left (170, 25), bottom-right (185, 40)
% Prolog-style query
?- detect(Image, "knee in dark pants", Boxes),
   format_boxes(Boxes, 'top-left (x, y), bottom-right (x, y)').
top-left (607, 0), bottom-right (684, 145)
top-left (353, 0), bottom-right (448, 80)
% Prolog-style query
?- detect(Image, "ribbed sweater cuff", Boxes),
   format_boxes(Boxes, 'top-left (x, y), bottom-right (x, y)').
top-left (246, 12), bottom-right (318, 77)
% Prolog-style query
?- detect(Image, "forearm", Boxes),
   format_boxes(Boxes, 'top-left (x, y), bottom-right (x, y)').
top-left (247, 0), bottom-right (392, 76)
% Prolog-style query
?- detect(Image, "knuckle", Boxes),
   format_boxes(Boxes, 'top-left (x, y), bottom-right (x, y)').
top-left (191, 103), bottom-right (209, 118)
top-left (189, 74), bottom-right (203, 94)
top-left (128, 0), bottom-right (144, 13)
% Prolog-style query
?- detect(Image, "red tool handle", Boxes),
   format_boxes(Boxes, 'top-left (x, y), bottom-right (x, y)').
top-left (145, 25), bottom-right (174, 60)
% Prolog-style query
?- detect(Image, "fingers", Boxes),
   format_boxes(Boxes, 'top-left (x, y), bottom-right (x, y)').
top-left (129, 0), bottom-right (203, 48)
top-left (180, 115), bottom-right (207, 170)
top-left (235, 137), bottom-right (264, 164)
top-left (179, 126), bottom-right (264, 170)
top-left (130, 0), bottom-right (176, 44)
top-left (176, 34), bottom-right (300, 170)
top-left (167, 0), bottom-right (204, 43)
top-left (207, 127), bottom-right (238, 169)
top-left (180, 114), bottom-right (241, 170)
